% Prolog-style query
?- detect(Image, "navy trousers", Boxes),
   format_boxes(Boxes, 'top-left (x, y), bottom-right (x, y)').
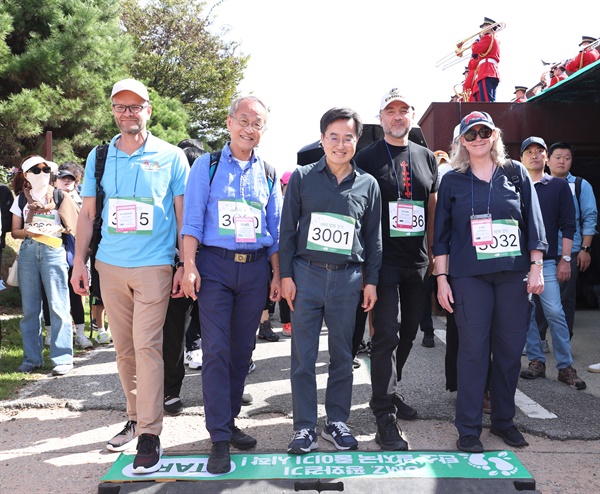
top-left (451, 270), bottom-right (530, 438)
top-left (196, 248), bottom-right (269, 442)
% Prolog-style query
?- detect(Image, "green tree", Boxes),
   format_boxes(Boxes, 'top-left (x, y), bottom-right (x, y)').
top-left (0, 0), bottom-right (133, 167)
top-left (146, 88), bottom-right (189, 145)
top-left (121, 0), bottom-right (248, 150)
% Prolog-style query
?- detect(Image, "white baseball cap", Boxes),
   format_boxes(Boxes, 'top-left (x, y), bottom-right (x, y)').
top-left (111, 78), bottom-right (150, 101)
top-left (380, 88), bottom-right (414, 111)
top-left (22, 156), bottom-right (58, 173)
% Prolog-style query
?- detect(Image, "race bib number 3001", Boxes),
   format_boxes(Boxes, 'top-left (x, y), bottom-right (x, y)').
top-left (307, 212), bottom-right (355, 255)
top-left (108, 197), bottom-right (154, 235)
top-left (389, 200), bottom-right (425, 237)
top-left (475, 219), bottom-right (521, 260)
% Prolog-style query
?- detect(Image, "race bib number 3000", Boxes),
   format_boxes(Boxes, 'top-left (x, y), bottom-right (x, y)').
top-left (307, 212), bottom-right (355, 255)
top-left (389, 200), bottom-right (425, 237)
top-left (475, 219), bottom-right (521, 260)
top-left (108, 197), bottom-right (154, 235)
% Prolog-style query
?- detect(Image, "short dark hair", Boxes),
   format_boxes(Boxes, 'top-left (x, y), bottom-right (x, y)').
top-left (183, 146), bottom-right (206, 167)
top-left (177, 138), bottom-right (204, 150)
top-left (548, 141), bottom-right (574, 158)
top-left (59, 161), bottom-right (84, 180)
top-left (319, 107), bottom-right (363, 138)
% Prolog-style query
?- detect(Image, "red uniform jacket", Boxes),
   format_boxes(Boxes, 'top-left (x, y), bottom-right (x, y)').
top-left (565, 49), bottom-right (599, 73)
top-left (548, 73), bottom-right (567, 88)
top-left (463, 57), bottom-right (479, 100)
top-left (472, 33), bottom-right (500, 83)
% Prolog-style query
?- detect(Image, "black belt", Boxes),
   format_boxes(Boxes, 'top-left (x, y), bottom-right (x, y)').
top-left (202, 245), bottom-right (265, 263)
top-left (306, 260), bottom-right (360, 271)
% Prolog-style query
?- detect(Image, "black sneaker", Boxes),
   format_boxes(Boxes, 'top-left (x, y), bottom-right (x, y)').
top-left (421, 331), bottom-right (435, 348)
top-left (230, 425), bottom-right (257, 450)
top-left (164, 396), bottom-right (183, 415)
top-left (322, 420), bottom-right (358, 451)
top-left (456, 435), bottom-right (484, 453)
top-left (107, 420), bottom-right (137, 452)
top-left (132, 434), bottom-right (162, 474)
top-left (258, 320), bottom-right (279, 341)
top-left (392, 394), bottom-right (417, 421)
top-left (207, 441), bottom-right (231, 474)
top-left (375, 413), bottom-right (408, 451)
top-left (520, 360), bottom-right (546, 380)
top-left (490, 425), bottom-right (529, 447)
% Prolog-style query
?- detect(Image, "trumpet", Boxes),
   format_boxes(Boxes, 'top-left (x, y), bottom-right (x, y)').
top-left (580, 38), bottom-right (600, 52)
top-left (436, 22), bottom-right (506, 70)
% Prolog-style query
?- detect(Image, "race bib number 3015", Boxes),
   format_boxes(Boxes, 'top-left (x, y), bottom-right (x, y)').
top-left (307, 212), bottom-right (355, 255)
top-left (108, 197), bottom-right (154, 235)
top-left (475, 219), bottom-right (521, 260)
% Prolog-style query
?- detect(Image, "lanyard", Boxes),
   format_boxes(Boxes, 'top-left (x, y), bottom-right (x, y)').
top-left (113, 134), bottom-right (149, 199)
top-left (470, 163), bottom-right (496, 217)
top-left (385, 141), bottom-right (412, 199)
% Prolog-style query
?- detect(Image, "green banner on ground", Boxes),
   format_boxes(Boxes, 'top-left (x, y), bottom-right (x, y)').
top-left (101, 451), bottom-right (532, 482)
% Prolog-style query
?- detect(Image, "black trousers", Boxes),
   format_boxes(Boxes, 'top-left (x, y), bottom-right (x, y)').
top-left (163, 296), bottom-right (196, 398)
top-left (369, 264), bottom-right (427, 416)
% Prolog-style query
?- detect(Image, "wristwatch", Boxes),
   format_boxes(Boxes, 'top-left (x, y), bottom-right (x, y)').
top-left (561, 255), bottom-right (572, 262)
top-left (581, 246), bottom-right (591, 253)
top-left (175, 261), bottom-right (185, 269)
top-left (530, 259), bottom-right (543, 266)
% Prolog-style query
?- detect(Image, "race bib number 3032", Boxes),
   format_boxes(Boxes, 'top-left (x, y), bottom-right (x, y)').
top-left (306, 212), bottom-right (355, 255)
top-left (475, 219), bottom-right (521, 260)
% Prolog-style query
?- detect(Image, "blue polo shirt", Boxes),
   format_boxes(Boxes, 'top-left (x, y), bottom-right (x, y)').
top-left (81, 132), bottom-right (188, 268)
top-left (181, 143), bottom-right (281, 257)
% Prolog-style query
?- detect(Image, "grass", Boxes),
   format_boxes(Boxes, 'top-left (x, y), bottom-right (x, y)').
top-left (0, 295), bottom-right (104, 401)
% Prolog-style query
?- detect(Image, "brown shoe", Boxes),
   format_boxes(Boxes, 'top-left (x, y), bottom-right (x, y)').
top-left (482, 391), bottom-right (491, 414)
top-left (558, 366), bottom-right (586, 390)
top-left (520, 360), bottom-right (546, 379)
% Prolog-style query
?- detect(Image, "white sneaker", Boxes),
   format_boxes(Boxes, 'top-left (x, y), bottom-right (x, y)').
top-left (75, 334), bottom-right (93, 349)
top-left (52, 363), bottom-right (73, 376)
top-left (185, 349), bottom-right (203, 370)
top-left (588, 363), bottom-right (600, 373)
top-left (96, 331), bottom-right (112, 345)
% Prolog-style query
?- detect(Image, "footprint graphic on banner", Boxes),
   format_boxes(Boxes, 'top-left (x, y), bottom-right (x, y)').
top-left (466, 452), bottom-right (518, 477)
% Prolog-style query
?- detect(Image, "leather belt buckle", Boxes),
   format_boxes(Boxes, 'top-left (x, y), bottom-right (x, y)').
top-left (234, 253), bottom-right (248, 263)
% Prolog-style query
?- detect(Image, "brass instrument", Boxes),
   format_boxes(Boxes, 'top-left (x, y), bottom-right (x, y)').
top-left (453, 82), bottom-right (470, 102)
top-left (580, 38), bottom-right (600, 52)
top-left (436, 22), bottom-right (506, 70)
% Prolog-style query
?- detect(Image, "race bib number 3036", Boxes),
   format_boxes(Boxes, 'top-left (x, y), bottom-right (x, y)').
top-left (389, 200), bottom-right (425, 237)
top-left (475, 219), bottom-right (521, 260)
top-left (307, 212), bottom-right (355, 255)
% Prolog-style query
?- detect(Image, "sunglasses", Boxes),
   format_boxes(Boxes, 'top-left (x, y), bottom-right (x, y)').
top-left (463, 127), bottom-right (493, 142)
top-left (28, 166), bottom-right (52, 175)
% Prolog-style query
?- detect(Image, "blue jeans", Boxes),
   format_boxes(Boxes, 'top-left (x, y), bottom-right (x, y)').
top-left (18, 239), bottom-right (73, 367)
top-left (290, 258), bottom-right (362, 430)
top-left (525, 259), bottom-right (573, 369)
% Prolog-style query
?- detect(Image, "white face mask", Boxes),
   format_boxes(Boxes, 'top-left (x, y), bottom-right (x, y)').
top-left (26, 172), bottom-right (51, 193)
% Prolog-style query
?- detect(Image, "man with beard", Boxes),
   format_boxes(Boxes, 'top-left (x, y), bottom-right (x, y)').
top-left (354, 88), bottom-right (438, 450)
top-left (72, 79), bottom-right (189, 473)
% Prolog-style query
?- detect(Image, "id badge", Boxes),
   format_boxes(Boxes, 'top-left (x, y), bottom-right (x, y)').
top-left (396, 202), bottom-right (413, 229)
top-left (116, 204), bottom-right (138, 232)
top-left (234, 216), bottom-right (257, 243)
top-left (471, 214), bottom-right (493, 246)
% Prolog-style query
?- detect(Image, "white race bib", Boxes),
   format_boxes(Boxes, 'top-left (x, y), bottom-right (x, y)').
top-left (389, 200), bottom-right (425, 237)
top-left (307, 212), bottom-right (355, 255)
top-left (217, 199), bottom-right (262, 238)
top-left (108, 197), bottom-right (154, 235)
top-left (475, 219), bottom-right (521, 260)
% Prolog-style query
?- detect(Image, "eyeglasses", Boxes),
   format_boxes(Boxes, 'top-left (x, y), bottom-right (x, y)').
top-left (28, 166), bottom-right (52, 175)
top-left (230, 116), bottom-right (265, 131)
top-left (324, 136), bottom-right (357, 146)
top-left (112, 104), bottom-right (149, 114)
top-left (463, 127), bottom-right (493, 142)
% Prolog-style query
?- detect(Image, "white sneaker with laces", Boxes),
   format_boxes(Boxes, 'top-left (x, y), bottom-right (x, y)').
top-left (75, 334), bottom-right (93, 349)
top-left (185, 349), bottom-right (203, 369)
top-left (96, 331), bottom-right (112, 345)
